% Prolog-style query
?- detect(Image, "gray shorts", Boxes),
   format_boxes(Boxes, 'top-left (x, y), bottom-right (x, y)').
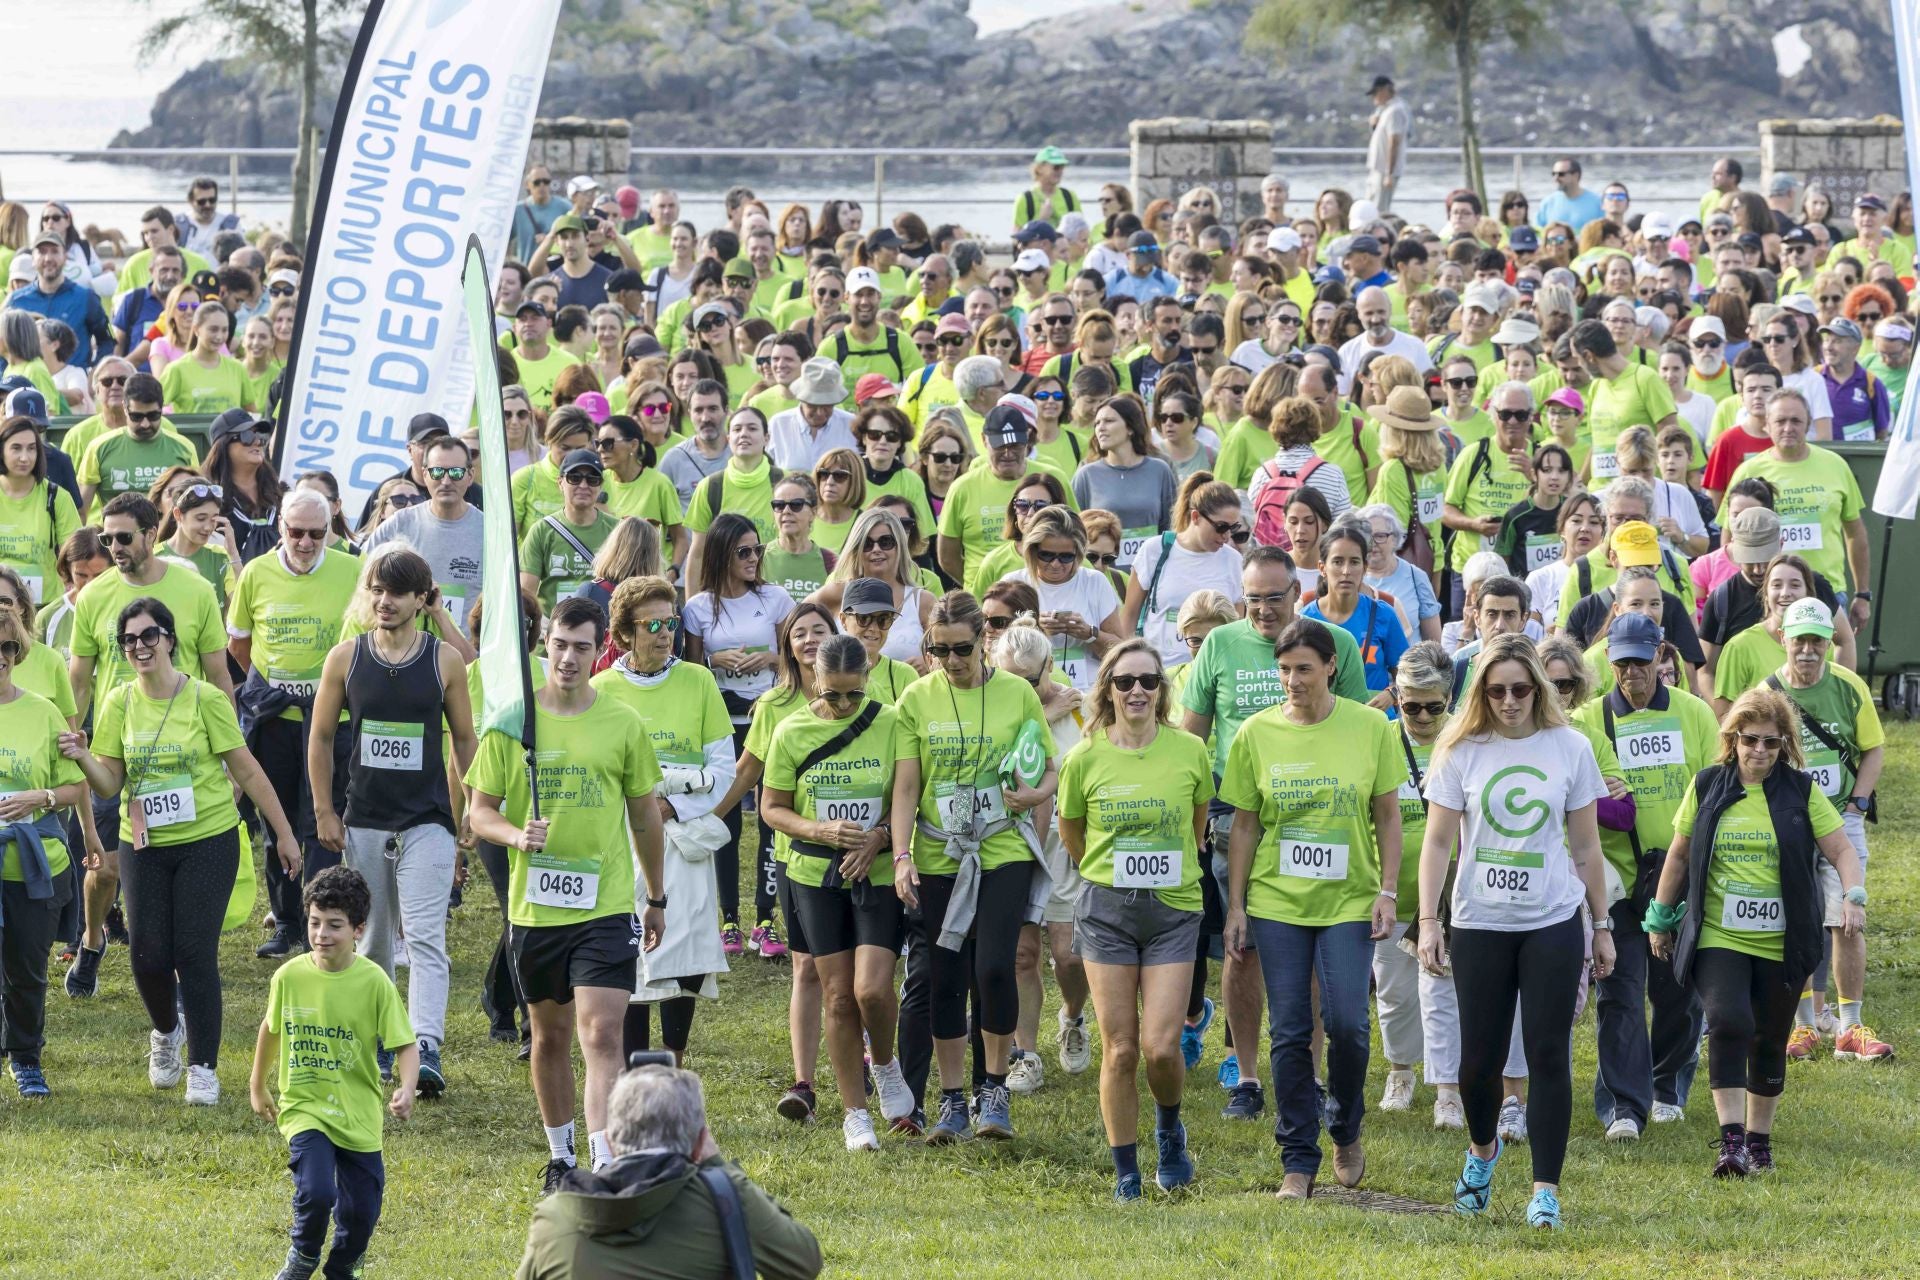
top-left (1073, 881), bottom-right (1202, 968)
top-left (1819, 809), bottom-right (1870, 928)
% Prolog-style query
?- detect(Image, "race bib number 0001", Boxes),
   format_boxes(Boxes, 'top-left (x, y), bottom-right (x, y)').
top-left (360, 720), bottom-right (425, 771)
top-left (525, 850), bottom-right (599, 911)
top-left (1278, 834), bottom-right (1349, 882)
top-left (1470, 847), bottom-right (1545, 906)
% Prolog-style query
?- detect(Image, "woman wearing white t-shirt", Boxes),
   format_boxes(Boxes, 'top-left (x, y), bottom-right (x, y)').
top-left (1009, 506), bottom-right (1124, 690)
top-left (1122, 474), bottom-right (1245, 668)
top-left (1754, 316), bottom-right (1834, 438)
top-left (1415, 633), bottom-right (1615, 1231)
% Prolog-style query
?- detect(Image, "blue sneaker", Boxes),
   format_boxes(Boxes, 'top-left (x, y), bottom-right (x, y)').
top-left (1154, 1123), bottom-right (1195, 1191)
top-left (417, 1041), bottom-right (445, 1097)
top-left (925, 1092), bottom-right (972, 1145)
top-left (1222, 1079), bottom-right (1264, 1120)
top-left (975, 1081), bottom-right (1014, 1140)
top-left (1114, 1171), bottom-right (1142, 1201)
top-left (1217, 1053), bottom-right (1241, 1090)
top-left (1181, 997), bottom-right (1214, 1070)
top-left (1453, 1138), bottom-right (1502, 1216)
top-left (1526, 1187), bottom-right (1562, 1230)
top-left (377, 1045), bottom-right (394, 1085)
top-left (11, 1062), bottom-right (49, 1098)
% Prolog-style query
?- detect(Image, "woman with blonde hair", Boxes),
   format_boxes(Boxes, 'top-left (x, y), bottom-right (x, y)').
top-left (809, 506), bottom-right (932, 666)
top-left (1368, 386), bottom-right (1450, 562)
top-left (572, 515), bottom-right (664, 630)
top-left (1010, 505), bottom-right (1125, 689)
top-left (1416, 633), bottom-right (1614, 1229)
top-left (142, 281), bottom-right (203, 377)
top-left (811, 447), bottom-right (866, 554)
top-left (1079, 508), bottom-right (1128, 596)
top-left (913, 412), bottom-right (972, 526)
top-left (1214, 360), bottom-right (1298, 492)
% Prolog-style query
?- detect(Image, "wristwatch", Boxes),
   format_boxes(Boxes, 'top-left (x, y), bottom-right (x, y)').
top-left (1848, 795), bottom-right (1871, 813)
top-left (1854, 590), bottom-right (1873, 602)
top-left (1591, 915), bottom-right (1614, 932)
top-left (646, 895), bottom-right (668, 910)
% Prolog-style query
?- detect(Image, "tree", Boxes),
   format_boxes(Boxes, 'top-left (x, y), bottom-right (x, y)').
top-left (145, 0), bottom-right (364, 244)
top-left (1247, 0), bottom-right (1552, 203)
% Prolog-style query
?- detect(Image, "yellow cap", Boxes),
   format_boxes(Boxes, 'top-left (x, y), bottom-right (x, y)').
top-left (1610, 520), bottom-right (1661, 567)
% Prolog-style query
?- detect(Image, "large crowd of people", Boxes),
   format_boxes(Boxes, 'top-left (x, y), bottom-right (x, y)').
top-left (0, 143), bottom-right (1904, 1274)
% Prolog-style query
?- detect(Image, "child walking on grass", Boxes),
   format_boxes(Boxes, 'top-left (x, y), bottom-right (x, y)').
top-left (251, 866), bottom-right (419, 1280)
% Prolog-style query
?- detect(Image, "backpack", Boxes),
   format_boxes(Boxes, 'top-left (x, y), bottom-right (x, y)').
top-left (1252, 454), bottom-right (1327, 549)
top-left (1397, 461), bottom-right (1435, 573)
top-left (699, 464), bottom-right (784, 520)
top-left (1018, 188), bottom-right (1080, 227)
top-left (832, 328), bottom-right (907, 381)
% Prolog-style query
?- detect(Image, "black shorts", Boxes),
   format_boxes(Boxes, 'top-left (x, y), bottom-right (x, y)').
top-left (775, 861), bottom-right (812, 956)
top-left (787, 876), bottom-right (904, 957)
top-left (511, 913), bottom-right (640, 1005)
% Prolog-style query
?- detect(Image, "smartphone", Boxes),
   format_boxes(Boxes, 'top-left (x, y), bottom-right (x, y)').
top-left (626, 1050), bottom-right (675, 1071)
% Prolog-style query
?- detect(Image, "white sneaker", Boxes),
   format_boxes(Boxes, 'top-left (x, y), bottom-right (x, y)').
top-left (842, 1108), bottom-right (880, 1152)
top-left (1497, 1096), bottom-right (1528, 1143)
top-left (871, 1057), bottom-right (915, 1124)
top-left (1606, 1116), bottom-right (1641, 1142)
top-left (184, 1064), bottom-right (220, 1106)
top-left (1379, 1068), bottom-right (1415, 1112)
top-left (1432, 1093), bottom-right (1465, 1130)
top-left (148, 1025), bottom-right (185, 1089)
top-left (1816, 1006), bottom-right (1839, 1038)
top-left (1650, 1102), bottom-right (1685, 1124)
top-left (1057, 1011), bottom-right (1092, 1075)
top-left (1006, 1050), bottom-right (1045, 1094)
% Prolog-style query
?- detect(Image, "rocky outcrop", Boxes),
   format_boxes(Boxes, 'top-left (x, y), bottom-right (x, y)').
top-left (108, 0), bottom-right (1902, 159)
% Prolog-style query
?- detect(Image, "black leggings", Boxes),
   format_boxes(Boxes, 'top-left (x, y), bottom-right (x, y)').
top-left (1694, 947), bottom-right (1803, 1098)
top-left (1451, 911), bottom-right (1585, 1185)
top-left (622, 978), bottom-right (701, 1059)
top-left (122, 827), bottom-right (240, 1069)
top-left (918, 862), bottom-right (1032, 1041)
top-left (718, 721), bottom-right (777, 925)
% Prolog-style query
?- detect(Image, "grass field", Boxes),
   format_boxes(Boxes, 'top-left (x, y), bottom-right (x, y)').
top-left (6, 725), bottom-right (1920, 1279)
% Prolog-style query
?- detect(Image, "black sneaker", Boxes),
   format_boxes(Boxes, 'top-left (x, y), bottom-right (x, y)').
top-left (889, 1107), bottom-right (926, 1137)
top-left (105, 905), bottom-right (129, 946)
top-left (516, 1037), bottom-right (532, 1062)
top-left (776, 1081), bottom-right (816, 1122)
top-left (540, 1158), bottom-right (575, 1196)
top-left (64, 945), bottom-right (102, 998)
top-left (256, 933), bottom-right (300, 959)
top-left (1222, 1079), bottom-right (1265, 1120)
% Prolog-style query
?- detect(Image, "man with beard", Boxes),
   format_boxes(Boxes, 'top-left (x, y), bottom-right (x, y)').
top-left (1335, 287), bottom-right (1431, 397)
top-left (827, 267), bottom-right (921, 403)
top-left (77, 372), bottom-right (198, 519)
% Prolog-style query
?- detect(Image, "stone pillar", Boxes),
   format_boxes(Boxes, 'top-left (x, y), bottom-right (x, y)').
top-left (1758, 117), bottom-right (1907, 210)
top-left (1130, 118), bottom-right (1274, 226)
top-left (527, 116), bottom-right (633, 191)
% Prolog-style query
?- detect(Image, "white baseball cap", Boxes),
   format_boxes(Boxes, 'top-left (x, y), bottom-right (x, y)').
top-left (845, 266), bottom-right (883, 294)
top-left (1461, 281), bottom-right (1504, 314)
top-left (1640, 212), bottom-right (1674, 240)
top-left (1349, 199), bottom-right (1381, 230)
top-left (565, 174), bottom-right (599, 196)
top-left (1012, 249), bottom-right (1051, 274)
top-left (1690, 315), bottom-right (1727, 343)
top-left (1266, 227), bottom-right (1303, 253)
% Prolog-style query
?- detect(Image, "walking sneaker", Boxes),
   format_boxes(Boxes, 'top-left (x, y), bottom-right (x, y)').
top-left (1221, 1079), bottom-right (1265, 1121)
top-left (1452, 1137), bottom-right (1501, 1217)
top-left (148, 1024), bottom-right (186, 1089)
top-left (1115, 1171), bottom-right (1143, 1201)
top-left (842, 1108), bottom-right (881, 1152)
top-left (1712, 1131), bottom-right (1751, 1178)
top-left (255, 933), bottom-right (300, 959)
top-left (1834, 1024), bottom-right (1895, 1062)
top-left (417, 1042), bottom-right (446, 1098)
top-left (720, 920), bottom-right (746, 956)
top-left (1057, 1010), bottom-right (1091, 1075)
top-left (184, 1064), bottom-right (220, 1106)
top-left (271, 1246), bottom-right (322, 1280)
top-left (776, 1081), bottom-right (816, 1122)
top-left (540, 1158), bottom-right (574, 1196)
top-left (377, 1046), bottom-right (395, 1086)
top-left (1526, 1186), bottom-right (1563, 1229)
top-left (1786, 1025), bottom-right (1818, 1061)
top-left (871, 1057), bottom-right (915, 1125)
top-left (750, 920), bottom-right (788, 960)
top-left (1379, 1068), bottom-right (1415, 1112)
top-left (890, 1107), bottom-right (926, 1138)
top-left (1216, 1054), bottom-right (1241, 1091)
top-left (1606, 1117), bottom-right (1641, 1142)
top-left (1651, 1102), bottom-right (1685, 1124)
top-left (975, 1081), bottom-right (1013, 1140)
top-left (64, 944), bottom-right (103, 998)
top-left (1497, 1096), bottom-right (1528, 1143)
top-left (925, 1092), bottom-right (971, 1145)
top-left (11, 1062), bottom-right (49, 1099)
top-left (1433, 1093), bottom-right (1465, 1131)
top-left (1006, 1050), bottom-right (1044, 1094)
top-left (1180, 997), bottom-right (1213, 1070)
top-left (1746, 1134), bottom-right (1774, 1173)
top-left (1816, 1006), bottom-right (1840, 1038)
top-left (105, 903), bottom-right (129, 945)
top-left (1154, 1122), bottom-right (1195, 1192)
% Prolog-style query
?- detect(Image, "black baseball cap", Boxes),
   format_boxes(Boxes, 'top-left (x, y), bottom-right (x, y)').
top-left (408, 412), bottom-right (452, 444)
top-left (842, 577), bottom-right (897, 615)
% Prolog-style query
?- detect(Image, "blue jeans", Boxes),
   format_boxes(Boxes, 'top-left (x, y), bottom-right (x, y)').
top-left (289, 1129), bottom-right (385, 1276)
top-left (1248, 916), bottom-right (1374, 1177)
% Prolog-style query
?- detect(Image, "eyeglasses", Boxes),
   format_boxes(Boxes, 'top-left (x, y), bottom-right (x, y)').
top-left (862, 534), bottom-right (898, 553)
top-left (638, 617), bottom-right (681, 635)
top-left (636, 402), bottom-right (671, 417)
top-left (734, 544), bottom-right (766, 561)
top-left (127, 409), bottom-right (164, 425)
top-left (1444, 376), bottom-right (1476, 389)
top-left (769, 498), bottom-right (813, 513)
top-left (1034, 549), bottom-right (1079, 566)
top-left (819, 687), bottom-right (868, 706)
top-left (101, 530), bottom-right (143, 547)
top-left (118, 624), bottom-right (167, 652)
top-left (816, 468), bottom-right (852, 485)
top-left (926, 450), bottom-right (964, 466)
top-left (1737, 732), bottom-right (1785, 750)
top-left (1691, 337), bottom-right (1724, 350)
top-left (925, 642), bottom-right (976, 658)
top-left (1495, 408), bottom-right (1532, 422)
top-left (1111, 672), bottom-right (1162, 692)
top-left (283, 526), bottom-right (328, 543)
top-left (1485, 682), bottom-right (1535, 703)
top-left (849, 611), bottom-right (898, 631)
top-left (562, 471), bottom-right (602, 486)
top-left (1086, 551), bottom-right (1119, 569)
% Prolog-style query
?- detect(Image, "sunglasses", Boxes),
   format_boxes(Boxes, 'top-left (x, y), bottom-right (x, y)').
top-left (283, 526), bottom-right (329, 543)
top-left (1485, 682), bottom-right (1535, 702)
top-left (814, 289), bottom-right (844, 301)
top-left (118, 624), bottom-right (167, 651)
top-left (225, 429), bottom-right (266, 447)
top-left (1857, 311), bottom-right (1885, 322)
top-left (594, 437), bottom-right (629, 452)
top-left (817, 686), bottom-right (868, 708)
top-left (1760, 334), bottom-right (1794, 345)
top-left (175, 301), bottom-right (200, 313)
top-left (1044, 315), bottom-right (1074, 327)
top-left (427, 466), bottom-right (471, 482)
top-left (864, 430), bottom-right (903, 443)
top-left (769, 498), bottom-right (813, 513)
top-left (1086, 551), bottom-right (1119, 568)
top-left (1737, 732), bottom-right (1785, 749)
top-left (127, 409), bottom-right (164, 425)
top-left (505, 408), bottom-right (533, 422)
top-left (816, 468), bottom-right (852, 484)
top-left (926, 450), bottom-right (964, 465)
top-left (636, 402), bottom-right (671, 418)
top-left (849, 611), bottom-right (898, 631)
top-left (925, 642), bottom-right (977, 659)
top-left (268, 284), bottom-right (296, 298)
top-left (563, 471), bottom-right (602, 486)
top-left (530, 178), bottom-right (552, 187)
top-left (638, 617), bottom-right (681, 635)
top-left (755, 356), bottom-right (772, 369)
top-left (1161, 411), bottom-right (1192, 425)
top-left (1034, 549), bottom-right (1079, 565)
top-left (1024, 390), bottom-right (1063, 404)
top-left (937, 334), bottom-right (968, 346)
top-left (1444, 376), bottom-right (1476, 389)
top-left (1818, 294), bottom-right (1844, 304)
top-left (1111, 672), bottom-right (1162, 693)
top-left (862, 534), bottom-right (898, 553)
top-left (1227, 525), bottom-right (1251, 546)
top-left (1547, 235), bottom-right (1571, 245)
top-left (1495, 409), bottom-right (1532, 422)
top-left (387, 492), bottom-right (424, 510)
top-left (101, 530), bottom-right (144, 547)
top-left (1691, 337), bottom-right (1724, 350)
top-left (1398, 697), bottom-right (1448, 717)
top-left (992, 286), bottom-right (1015, 298)
top-left (734, 544), bottom-right (766, 561)
top-left (695, 316), bottom-right (729, 332)
top-left (174, 482), bottom-right (222, 503)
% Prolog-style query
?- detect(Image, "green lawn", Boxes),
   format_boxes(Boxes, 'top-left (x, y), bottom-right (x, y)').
top-left (7, 726), bottom-right (1920, 1279)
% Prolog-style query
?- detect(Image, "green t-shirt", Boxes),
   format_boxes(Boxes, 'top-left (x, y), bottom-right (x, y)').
top-left (937, 469), bottom-right (1027, 586)
top-left (117, 247), bottom-right (211, 295)
top-left (1367, 459), bottom-right (1445, 552)
top-left (1214, 418), bottom-right (1277, 492)
top-left (903, 366), bottom-right (961, 428)
top-left (1586, 363), bottom-right (1677, 484)
top-left (93, 676), bottom-right (245, 846)
top-left (162, 542), bottom-right (235, 612)
top-left (1313, 409), bottom-right (1381, 502)
top-left (866, 655), bottom-right (918, 706)
top-left (508, 344), bottom-right (581, 412)
top-left (1774, 664), bottom-right (1883, 802)
top-left (1433, 335), bottom-right (1498, 372)
top-left (1219, 698), bottom-right (1406, 926)
top-left (14, 641), bottom-right (76, 719)
top-left (747, 386), bottom-right (799, 420)
top-left (684, 457), bottom-right (779, 542)
top-left (1442, 440), bottom-right (1532, 573)
top-left (0, 689), bottom-right (82, 880)
top-left (966, 541), bottom-right (1023, 601)
top-left (519, 509), bottom-right (620, 610)
top-left (1391, 732), bottom-right (1433, 922)
top-left (1444, 408), bottom-right (1496, 452)
top-left (1178, 617), bottom-right (1370, 777)
top-left (511, 456), bottom-right (565, 530)
top-left (227, 547), bottom-right (361, 720)
top-left (465, 694), bottom-right (663, 929)
top-left (1572, 687), bottom-right (1722, 890)
top-left (58, 414), bottom-right (187, 466)
top-left (590, 659), bottom-right (731, 770)
top-left (243, 359), bottom-right (283, 415)
top-left (72, 562), bottom-right (226, 715)
top-left (1675, 783), bottom-right (1842, 962)
top-left (766, 700), bottom-right (899, 889)
top-left (0, 480), bottom-right (80, 607)
top-left (813, 514), bottom-right (855, 556)
top-left (761, 545), bottom-right (832, 598)
top-left (265, 954), bottom-right (416, 1152)
top-left (1720, 448), bottom-right (1863, 589)
top-left (892, 668), bottom-right (1055, 876)
top-left (1713, 624), bottom-right (1794, 707)
top-left (79, 430), bottom-right (199, 520)
top-left (862, 466), bottom-right (936, 544)
top-left (744, 686), bottom-right (810, 766)
top-left (158, 354), bottom-right (253, 415)
top-left (602, 468), bottom-right (684, 530)
top-left (826, 326), bottom-right (924, 406)
top-left (1058, 725), bottom-right (1214, 911)
top-left (625, 225), bottom-right (674, 271)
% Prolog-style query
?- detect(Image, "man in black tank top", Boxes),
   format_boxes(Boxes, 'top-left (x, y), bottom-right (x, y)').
top-left (308, 548), bottom-right (478, 1098)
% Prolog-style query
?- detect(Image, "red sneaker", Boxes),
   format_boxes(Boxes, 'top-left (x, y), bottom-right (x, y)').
top-left (1785, 1026), bottom-right (1818, 1061)
top-left (1835, 1024), bottom-right (1894, 1062)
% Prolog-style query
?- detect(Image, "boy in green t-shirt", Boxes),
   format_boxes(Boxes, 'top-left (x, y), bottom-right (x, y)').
top-left (251, 867), bottom-right (417, 1280)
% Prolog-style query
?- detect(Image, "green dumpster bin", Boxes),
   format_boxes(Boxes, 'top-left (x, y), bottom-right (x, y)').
top-left (1833, 441), bottom-right (1920, 717)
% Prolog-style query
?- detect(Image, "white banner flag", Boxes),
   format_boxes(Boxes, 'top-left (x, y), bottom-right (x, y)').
top-left (275, 0), bottom-right (564, 509)
top-left (1876, 0), bottom-right (1920, 519)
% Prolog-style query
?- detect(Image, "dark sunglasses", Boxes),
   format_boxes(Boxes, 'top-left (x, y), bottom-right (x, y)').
top-left (563, 470), bottom-right (603, 486)
top-left (1495, 409), bottom-right (1532, 423)
top-left (387, 492), bottom-right (425, 510)
top-left (734, 544), bottom-right (766, 560)
top-left (1086, 552), bottom-right (1119, 568)
top-left (426, 466), bottom-right (468, 481)
top-left (1485, 682), bottom-right (1535, 702)
top-left (1398, 698), bottom-right (1447, 717)
top-left (819, 687), bottom-right (868, 706)
top-left (926, 450), bottom-right (964, 465)
top-left (118, 624), bottom-right (167, 651)
top-left (101, 530), bottom-right (143, 547)
top-left (283, 526), bottom-right (328, 543)
top-left (937, 334), bottom-right (968, 347)
top-left (1550, 677), bottom-right (1581, 698)
top-left (268, 284), bottom-right (296, 298)
top-left (1738, 732), bottom-right (1785, 749)
top-left (1111, 672), bottom-right (1162, 692)
top-left (862, 534), bottom-right (898, 552)
top-left (769, 498), bottom-right (813, 513)
top-left (1856, 311), bottom-right (1884, 322)
top-left (695, 316), bottom-right (729, 332)
top-left (127, 410), bottom-right (164, 425)
top-left (848, 611), bottom-right (898, 629)
top-left (925, 642), bottom-right (976, 658)
top-left (983, 615), bottom-right (1013, 631)
top-left (1160, 411), bottom-right (1192, 425)
top-left (816, 468), bottom-right (852, 484)
top-left (1691, 337), bottom-right (1723, 350)
top-left (1444, 377), bottom-right (1476, 389)
top-left (864, 430), bottom-right (903, 443)
top-left (1034, 549), bottom-right (1078, 565)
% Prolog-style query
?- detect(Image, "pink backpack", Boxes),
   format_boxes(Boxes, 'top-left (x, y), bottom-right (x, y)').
top-left (1251, 455), bottom-right (1327, 549)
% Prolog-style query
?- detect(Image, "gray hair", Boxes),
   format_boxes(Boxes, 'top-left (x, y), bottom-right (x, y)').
top-left (1635, 305), bottom-right (1670, 341)
top-left (1355, 502), bottom-right (1404, 548)
top-left (1602, 296), bottom-right (1638, 320)
top-left (990, 615), bottom-right (1053, 678)
top-left (1058, 211), bottom-right (1090, 240)
top-left (953, 355), bottom-right (1005, 399)
top-left (1462, 550), bottom-right (1508, 592)
top-left (281, 486), bottom-right (333, 526)
top-left (607, 1066), bottom-right (706, 1157)
top-left (1603, 474), bottom-right (1655, 514)
top-left (2, 310), bottom-right (43, 363)
top-left (1395, 639), bottom-right (1451, 692)
top-left (1490, 380), bottom-right (1535, 410)
top-left (1263, 173), bottom-right (1290, 193)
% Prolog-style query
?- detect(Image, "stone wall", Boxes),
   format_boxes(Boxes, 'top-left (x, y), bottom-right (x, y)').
top-left (1130, 118), bottom-right (1274, 225)
top-left (1758, 117), bottom-right (1907, 208)
top-left (527, 117), bottom-right (633, 191)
